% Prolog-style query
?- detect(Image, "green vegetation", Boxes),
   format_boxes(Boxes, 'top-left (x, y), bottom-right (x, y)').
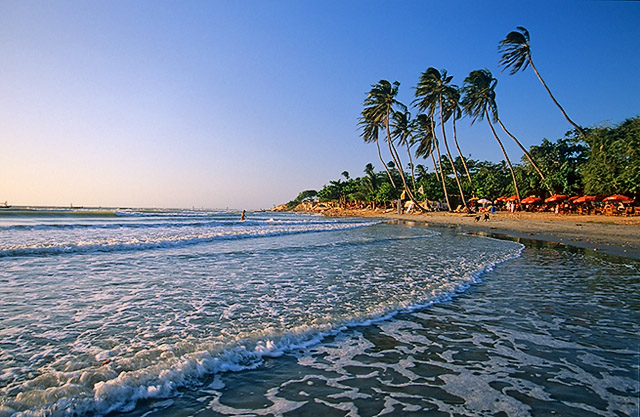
top-left (580, 118), bottom-right (640, 196)
top-left (283, 27), bottom-right (638, 211)
top-left (290, 117), bottom-right (637, 211)
top-left (285, 190), bottom-right (318, 210)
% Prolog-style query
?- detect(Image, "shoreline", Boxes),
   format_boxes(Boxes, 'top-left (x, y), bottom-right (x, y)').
top-left (320, 208), bottom-right (640, 260)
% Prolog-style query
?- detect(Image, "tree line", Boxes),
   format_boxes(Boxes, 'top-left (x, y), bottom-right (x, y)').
top-left (284, 27), bottom-right (638, 211)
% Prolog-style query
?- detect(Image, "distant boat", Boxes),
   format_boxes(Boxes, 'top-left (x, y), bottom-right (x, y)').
top-left (1, 201), bottom-right (11, 208)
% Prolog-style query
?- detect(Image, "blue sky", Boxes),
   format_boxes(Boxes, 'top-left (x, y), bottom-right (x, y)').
top-left (1, 1), bottom-right (638, 209)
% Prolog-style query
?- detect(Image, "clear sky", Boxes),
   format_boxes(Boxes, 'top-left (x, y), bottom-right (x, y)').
top-left (1, 1), bottom-right (638, 209)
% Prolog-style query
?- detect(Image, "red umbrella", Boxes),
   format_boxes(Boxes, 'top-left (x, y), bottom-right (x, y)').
top-left (520, 196), bottom-right (542, 204)
top-left (496, 196), bottom-right (508, 202)
top-left (568, 196), bottom-right (581, 202)
top-left (602, 194), bottom-right (634, 204)
top-left (573, 195), bottom-right (600, 204)
top-left (507, 195), bottom-right (519, 201)
top-left (544, 194), bottom-right (568, 203)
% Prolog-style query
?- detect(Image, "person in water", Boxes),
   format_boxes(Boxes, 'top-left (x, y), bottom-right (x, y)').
top-left (240, 210), bottom-right (246, 221)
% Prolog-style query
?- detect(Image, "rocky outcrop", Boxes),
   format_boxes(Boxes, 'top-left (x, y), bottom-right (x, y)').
top-left (271, 201), bottom-right (334, 213)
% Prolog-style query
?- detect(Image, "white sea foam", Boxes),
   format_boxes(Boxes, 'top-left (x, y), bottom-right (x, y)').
top-left (0, 211), bottom-right (527, 416)
top-left (0, 220), bottom-right (378, 258)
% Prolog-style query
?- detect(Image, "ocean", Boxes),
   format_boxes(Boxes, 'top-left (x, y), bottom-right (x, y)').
top-left (0, 208), bottom-right (638, 416)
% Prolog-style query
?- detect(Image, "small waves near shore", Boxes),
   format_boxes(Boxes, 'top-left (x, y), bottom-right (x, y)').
top-left (0, 208), bottom-right (637, 416)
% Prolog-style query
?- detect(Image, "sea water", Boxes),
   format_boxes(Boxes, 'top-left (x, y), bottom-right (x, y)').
top-left (0, 208), bottom-right (637, 416)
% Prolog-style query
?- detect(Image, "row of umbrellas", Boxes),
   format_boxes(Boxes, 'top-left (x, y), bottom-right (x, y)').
top-left (510, 194), bottom-right (635, 205)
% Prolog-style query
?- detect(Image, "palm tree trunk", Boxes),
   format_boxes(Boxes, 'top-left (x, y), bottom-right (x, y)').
top-left (485, 109), bottom-right (520, 201)
top-left (433, 139), bottom-right (452, 211)
top-left (452, 113), bottom-right (472, 183)
top-left (439, 100), bottom-right (468, 211)
top-left (496, 117), bottom-right (552, 193)
top-left (406, 146), bottom-right (417, 192)
top-left (384, 115), bottom-right (428, 212)
top-left (375, 138), bottom-right (396, 188)
top-left (430, 119), bottom-right (451, 211)
top-left (430, 152), bottom-right (441, 182)
top-left (528, 57), bottom-right (586, 138)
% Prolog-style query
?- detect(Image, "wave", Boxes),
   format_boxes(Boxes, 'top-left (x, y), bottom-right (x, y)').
top-left (0, 221), bottom-right (379, 258)
top-left (0, 217), bottom-right (361, 232)
top-left (0, 240), bottom-right (523, 417)
top-left (0, 207), bottom-right (231, 219)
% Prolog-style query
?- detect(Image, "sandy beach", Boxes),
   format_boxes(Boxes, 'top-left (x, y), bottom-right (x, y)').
top-left (321, 208), bottom-right (640, 260)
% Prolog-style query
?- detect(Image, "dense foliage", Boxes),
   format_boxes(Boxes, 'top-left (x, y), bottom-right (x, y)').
top-left (287, 117), bottom-right (638, 209)
top-left (580, 118), bottom-right (640, 196)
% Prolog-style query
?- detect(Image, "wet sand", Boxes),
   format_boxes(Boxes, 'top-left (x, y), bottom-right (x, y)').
top-left (322, 208), bottom-right (640, 260)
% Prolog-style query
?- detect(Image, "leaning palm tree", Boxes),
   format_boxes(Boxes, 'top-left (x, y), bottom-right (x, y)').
top-left (499, 26), bottom-right (586, 138)
top-left (360, 80), bottom-right (427, 212)
top-left (477, 40), bottom-right (551, 191)
top-left (460, 69), bottom-right (521, 201)
top-left (415, 68), bottom-right (468, 211)
top-left (390, 110), bottom-right (418, 192)
top-left (413, 113), bottom-right (451, 210)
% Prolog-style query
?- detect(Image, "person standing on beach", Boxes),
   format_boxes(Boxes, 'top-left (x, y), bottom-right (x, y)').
top-left (240, 210), bottom-right (246, 221)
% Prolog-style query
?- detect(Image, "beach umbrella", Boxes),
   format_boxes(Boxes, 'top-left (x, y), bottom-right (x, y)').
top-left (602, 194), bottom-right (634, 204)
top-left (496, 196), bottom-right (508, 202)
top-left (520, 196), bottom-right (542, 204)
top-left (507, 195), bottom-right (519, 201)
top-left (477, 198), bottom-right (492, 205)
top-left (573, 195), bottom-right (600, 204)
top-left (544, 194), bottom-right (568, 203)
top-left (568, 196), bottom-right (581, 202)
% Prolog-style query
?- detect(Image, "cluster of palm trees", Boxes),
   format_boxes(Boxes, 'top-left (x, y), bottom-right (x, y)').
top-left (359, 27), bottom-right (583, 211)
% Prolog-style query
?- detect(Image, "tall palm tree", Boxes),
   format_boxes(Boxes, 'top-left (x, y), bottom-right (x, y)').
top-left (460, 69), bottom-right (521, 201)
top-left (390, 110), bottom-right (417, 191)
top-left (360, 80), bottom-right (426, 212)
top-left (415, 68), bottom-right (467, 211)
top-left (499, 26), bottom-right (586, 138)
top-left (359, 108), bottom-right (396, 188)
top-left (413, 113), bottom-right (451, 210)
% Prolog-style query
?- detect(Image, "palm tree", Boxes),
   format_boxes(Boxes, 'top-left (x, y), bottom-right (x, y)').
top-left (499, 26), bottom-right (586, 138)
top-left (415, 68), bottom-right (468, 211)
top-left (390, 110), bottom-right (417, 191)
top-left (359, 107), bottom-right (396, 188)
top-left (360, 80), bottom-right (427, 212)
top-left (413, 113), bottom-right (450, 210)
top-left (460, 69), bottom-right (521, 201)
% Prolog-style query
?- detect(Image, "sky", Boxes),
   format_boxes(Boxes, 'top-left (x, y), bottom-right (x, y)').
top-left (1, 1), bottom-right (638, 210)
